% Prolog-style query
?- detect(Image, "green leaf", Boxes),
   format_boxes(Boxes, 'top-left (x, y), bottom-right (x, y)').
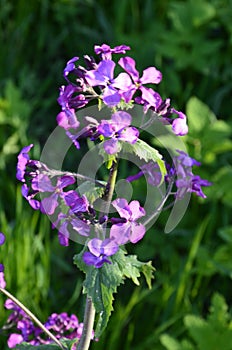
top-left (78, 181), bottom-right (106, 204)
top-left (186, 96), bottom-right (216, 134)
top-left (73, 248), bottom-right (155, 337)
top-left (120, 139), bottom-right (166, 183)
top-left (15, 338), bottom-right (74, 349)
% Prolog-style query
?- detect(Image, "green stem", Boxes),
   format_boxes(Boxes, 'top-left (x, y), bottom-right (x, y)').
top-left (77, 160), bottom-right (118, 350)
top-left (102, 160), bottom-right (118, 225)
top-left (0, 287), bottom-right (65, 350)
top-left (77, 297), bottom-right (96, 350)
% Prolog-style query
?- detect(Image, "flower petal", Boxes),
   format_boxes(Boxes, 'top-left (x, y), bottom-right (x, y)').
top-left (110, 222), bottom-right (131, 245)
top-left (140, 67), bottom-right (162, 84)
top-left (130, 222), bottom-right (146, 243)
top-left (118, 57), bottom-right (139, 81)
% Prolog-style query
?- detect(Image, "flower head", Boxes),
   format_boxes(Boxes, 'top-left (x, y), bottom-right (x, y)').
top-left (94, 43), bottom-right (131, 60)
top-left (118, 56), bottom-right (162, 104)
top-left (83, 238), bottom-right (118, 268)
top-left (98, 111), bottom-right (139, 154)
top-left (110, 198), bottom-right (146, 245)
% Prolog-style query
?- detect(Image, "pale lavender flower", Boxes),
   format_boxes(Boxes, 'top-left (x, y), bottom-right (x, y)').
top-left (110, 198), bottom-right (146, 245)
top-left (98, 111), bottom-right (139, 154)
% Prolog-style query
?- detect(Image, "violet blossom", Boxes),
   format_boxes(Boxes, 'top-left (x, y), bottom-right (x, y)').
top-left (32, 174), bottom-right (75, 215)
top-left (83, 238), bottom-right (119, 268)
top-left (16, 144), bottom-right (34, 182)
top-left (4, 299), bottom-right (93, 349)
top-left (118, 56), bottom-right (162, 104)
top-left (110, 198), bottom-right (146, 245)
top-left (173, 150), bottom-right (211, 198)
top-left (85, 59), bottom-right (131, 106)
top-left (98, 111), bottom-right (139, 154)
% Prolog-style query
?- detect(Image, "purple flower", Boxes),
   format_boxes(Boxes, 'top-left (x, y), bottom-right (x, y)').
top-left (171, 110), bottom-right (188, 136)
top-left (83, 238), bottom-right (119, 268)
top-left (32, 175), bottom-right (75, 215)
top-left (63, 56), bottom-right (79, 77)
top-left (118, 56), bottom-right (162, 103)
top-left (8, 334), bottom-right (24, 348)
top-left (0, 233), bottom-right (6, 289)
top-left (176, 175), bottom-right (211, 199)
top-left (64, 190), bottom-right (89, 213)
top-left (85, 60), bottom-right (131, 106)
top-left (21, 184), bottom-right (40, 210)
top-left (110, 198), bottom-right (146, 245)
top-left (98, 111), bottom-right (139, 154)
top-left (4, 298), bottom-right (91, 348)
top-left (0, 232), bottom-right (5, 245)
top-left (176, 150), bottom-right (201, 167)
top-left (16, 144), bottom-right (34, 182)
top-left (56, 109), bottom-right (80, 130)
top-left (94, 43), bottom-right (131, 60)
top-left (171, 151), bottom-right (212, 199)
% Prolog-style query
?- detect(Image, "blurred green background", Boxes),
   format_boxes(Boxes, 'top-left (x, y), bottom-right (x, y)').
top-left (1, 0), bottom-right (232, 349)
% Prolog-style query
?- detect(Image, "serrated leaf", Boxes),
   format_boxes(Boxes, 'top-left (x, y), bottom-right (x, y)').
top-left (78, 181), bottom-right (106, 204)
top-left (73, 248), bottom-right (155, 337)
top-left (120, 139), bottom-right (166, 183)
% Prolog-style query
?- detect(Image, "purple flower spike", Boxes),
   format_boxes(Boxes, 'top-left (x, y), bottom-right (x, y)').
top-left (110, 198), bottom-right (146, 245)
top-left (83, 238), bottom-right (119, 268)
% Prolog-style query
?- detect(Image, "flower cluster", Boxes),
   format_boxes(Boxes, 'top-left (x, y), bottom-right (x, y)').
top-left (0, 232), bottom-right (6, 289)
top-left (56, 43), bottom-right (188, 148)
top-left (127, 150), bottom-right (211, 199)
top-left (3, 299), bottom-right (94, 349)
top-left (15, 43), bottom-right (210, 270)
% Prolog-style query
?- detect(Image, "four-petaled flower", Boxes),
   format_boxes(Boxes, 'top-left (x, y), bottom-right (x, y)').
top-left (83, 238), bottom-right (119, 268)
top-left (32, 175), bottom-right (76, 215)
top-left (118, 56), bottom-right (162, 104)
top-left (110, 198), bottom-right (146, 245)
top-left (98, 111), bottom-right (139, 154)
top-left (85, 60), bottom-right (131, 106)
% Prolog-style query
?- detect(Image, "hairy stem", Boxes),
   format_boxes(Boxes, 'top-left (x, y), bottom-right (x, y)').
top-left (0, 287), bottom-right (65, 350)
top-left (77, 160), bottom-right (118, 350)
top-left (77, 297), bottom-right (96, 350)
top-left (102, 160), bottom-right (118, 221)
